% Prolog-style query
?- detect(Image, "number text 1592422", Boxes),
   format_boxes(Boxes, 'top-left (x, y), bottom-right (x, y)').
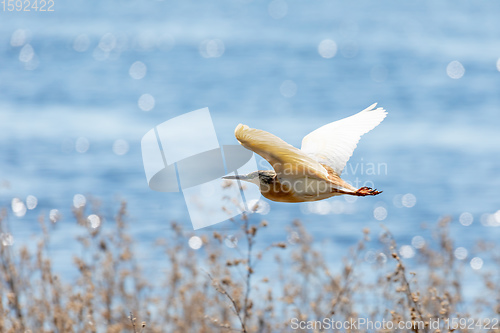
top-left (1, 0), bottom-right (54, 11)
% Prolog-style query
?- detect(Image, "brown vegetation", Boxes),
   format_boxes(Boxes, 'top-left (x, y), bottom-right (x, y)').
top-left (0, 202), bottom-right (499, 333)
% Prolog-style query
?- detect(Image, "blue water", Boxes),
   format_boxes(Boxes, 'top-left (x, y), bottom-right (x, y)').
top-left (1, 0), bottom-right (500, 293)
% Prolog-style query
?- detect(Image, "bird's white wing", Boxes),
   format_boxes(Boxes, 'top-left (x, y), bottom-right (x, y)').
top-left (300, 103), bottom-right (387, 176)
top-left (235, 124), bottom-right (329, 180)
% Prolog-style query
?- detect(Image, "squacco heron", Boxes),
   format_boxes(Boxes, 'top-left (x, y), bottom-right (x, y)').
top-left (223, 103), bottom-right (387, 203)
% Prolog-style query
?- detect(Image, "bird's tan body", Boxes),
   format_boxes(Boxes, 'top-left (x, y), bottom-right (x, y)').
top-left (257, 165), bottom-right (359, 203)
top-left (259, 178), bottom-right (304, 203)
top-left (259, 177), bottom-right (346, 203)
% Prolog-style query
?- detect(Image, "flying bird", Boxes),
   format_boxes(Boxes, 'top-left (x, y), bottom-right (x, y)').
top-left (223, 103), bottom-right (387, 203)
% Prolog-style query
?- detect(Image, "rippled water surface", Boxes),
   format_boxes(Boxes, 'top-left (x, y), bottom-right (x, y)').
top-left (1, 1), bottom-right (500, 286)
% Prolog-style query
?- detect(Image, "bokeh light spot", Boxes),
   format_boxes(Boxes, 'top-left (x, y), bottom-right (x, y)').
top-left (310, 201), bottom-right (330, 215)
top-left (19, 44), bottom-right (34, 63)
top-left (470, 257), bottom-right (483, 270)
top-left (129, 61), bottom-right (147, 80)
top-left (188, 236), bottom-right (203, 250)
top-left (73, 194), bottom-right (86, 208)
top-left (11, 198), bottom-right (27, 217)
top-left (1, 233), bottom-right (14, 246)
top-left (373, 206), bottom-right (387, 220)
top-left (98, 33), bottom-right (117, 52)
top-left (49, 209), bottom-right (61, 223)
top-left (399, 245), bottom-right (415, 259)
top-left (459, 212), bottom-right (473, 226)
top-left (480, 211), bottom-right (500, 227)
top-left (75, 137), bottom-right (90, 153)
top-left (401, 193), bottom-right (416, 208)
top-left (26, 195), bottom-right (38, 210)
top-left (447, 60), bottom-right (465, 79)
top-left (454, 247), bottom-right (468, 260)
top-left (113, 139), bottom-right (129, 155)
top-left (392, 194), bottom-right (403, 208)
top-left (11, 29), bottom-right (28, 47)
top-left (318, 39), bottom-right (337, 58)
top-left (364, 250), bottom-right (376, 263)
top-left (138, 93), bottom-right (155, 111)
top-left (280, 80), bottom-right (297, 98)
top-left (199, 39), bottom-right (225, 58)
top-left (88, 214), bottom-right (101, 229)
top-left (411, 235), bottom-right (425, 249)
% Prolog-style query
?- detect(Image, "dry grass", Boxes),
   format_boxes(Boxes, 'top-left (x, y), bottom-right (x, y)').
top-left (0, 200), bottom-right (499, 333)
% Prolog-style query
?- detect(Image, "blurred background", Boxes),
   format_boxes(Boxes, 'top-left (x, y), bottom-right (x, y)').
top-left (1, 0), bottom-right (500, 295)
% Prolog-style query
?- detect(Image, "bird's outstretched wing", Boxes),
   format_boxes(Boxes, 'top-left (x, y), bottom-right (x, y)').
top-left (300, 103), bottom-right (387, 176)
top-left (235, 124), bottom-right (329, 179)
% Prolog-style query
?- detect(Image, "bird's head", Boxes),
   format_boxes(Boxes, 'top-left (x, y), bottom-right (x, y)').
top-left (223, 170), bottom-right (276, 187)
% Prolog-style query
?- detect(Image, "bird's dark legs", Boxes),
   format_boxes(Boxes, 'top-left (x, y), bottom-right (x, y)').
top-left (354, 186), bottom-right (382, 196)
top-left (334, 187), bottom-right (382, 196)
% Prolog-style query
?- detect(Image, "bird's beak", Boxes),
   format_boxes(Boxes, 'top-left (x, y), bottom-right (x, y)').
top-left (222, 175), bottom-right (244, 180)
top-left (223, 173), bottom-right (261, 186)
